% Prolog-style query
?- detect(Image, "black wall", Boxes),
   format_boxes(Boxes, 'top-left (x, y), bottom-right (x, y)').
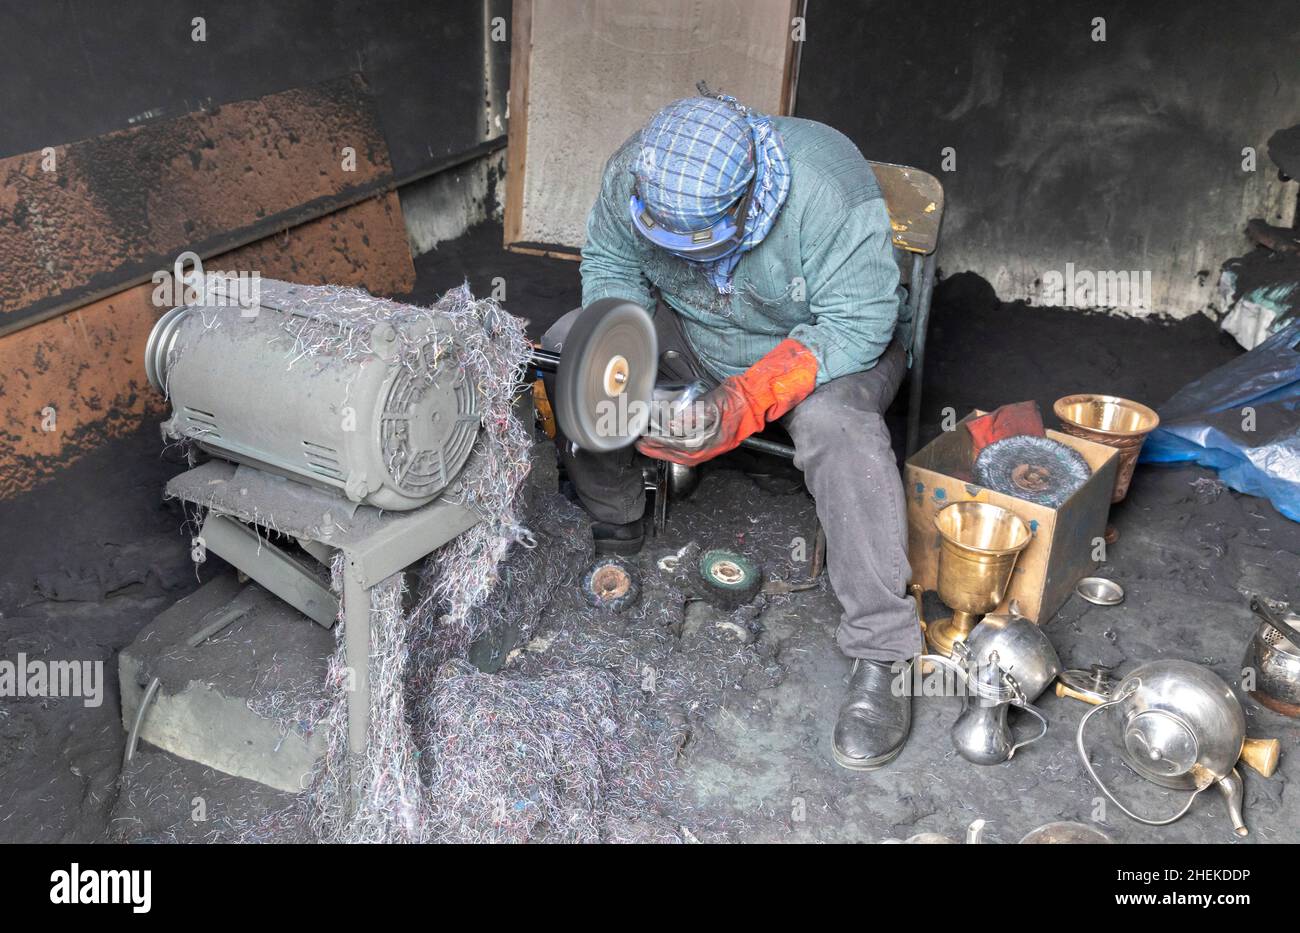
top-left (1, 0), bottom-right (500, 177)
top-left (796, 0), bottom-right (1300, 314)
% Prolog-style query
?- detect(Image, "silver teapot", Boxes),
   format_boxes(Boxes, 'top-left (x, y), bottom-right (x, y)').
top-left (957, 607), bottom-right (1062, 699)
top-left (1076, 660), bottom-right (1250, 836)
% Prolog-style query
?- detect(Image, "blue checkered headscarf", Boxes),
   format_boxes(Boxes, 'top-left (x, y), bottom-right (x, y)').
top-left (633, 93), bottom-right (791, 293)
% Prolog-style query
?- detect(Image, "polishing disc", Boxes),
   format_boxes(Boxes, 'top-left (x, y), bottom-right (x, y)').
top-left (974, 435), bottom-right (1092, 508)
top-left (581, 556), bottom-right (640, 612)
top-left (696, 548), bottom-right (763, 610)
top-left (554, 299), bottom-right (657, 452)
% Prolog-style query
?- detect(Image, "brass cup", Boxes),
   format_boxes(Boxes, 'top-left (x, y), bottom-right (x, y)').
top-left (1053, 394), bottom-right (1159, 542)
top-left (928, 501), bottom-right (1032, 657)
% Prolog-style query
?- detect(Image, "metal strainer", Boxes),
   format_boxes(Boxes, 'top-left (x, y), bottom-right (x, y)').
top-left (1245, 595), bottom-right (1300, 717)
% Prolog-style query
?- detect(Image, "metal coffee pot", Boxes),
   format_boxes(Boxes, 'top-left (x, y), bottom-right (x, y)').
top-left (949, 653), bottom-right (1051, 765)
top-left (1076, 660), bottom-right (1252, 836)
top-left (928, 607), bottom-right (1061, 765)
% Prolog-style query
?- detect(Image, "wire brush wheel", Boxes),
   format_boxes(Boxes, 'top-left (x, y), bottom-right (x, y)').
top-left (696, 549), bottom-right (762, 610)
top-left (974, 435), bottom-right (1092, 508)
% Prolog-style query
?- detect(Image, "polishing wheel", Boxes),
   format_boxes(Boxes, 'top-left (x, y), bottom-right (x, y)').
top-left (974, 435), bottom-right (1092, 508)
top-left (554, 298), bottom-right (658, 452)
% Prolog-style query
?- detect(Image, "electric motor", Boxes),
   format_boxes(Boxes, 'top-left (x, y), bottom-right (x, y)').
top-left (145, 280), bottom-right (479, 511)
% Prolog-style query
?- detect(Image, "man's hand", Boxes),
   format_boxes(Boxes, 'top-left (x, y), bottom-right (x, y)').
top-left (637, 338), bottom-right (818, 466)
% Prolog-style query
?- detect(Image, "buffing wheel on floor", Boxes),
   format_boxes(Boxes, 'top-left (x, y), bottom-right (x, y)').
top-left (554, 298), bottom-right (658, 452)
top-left (581, 556), bottom-right (640, 612)
top-left (697, 549), bottom-right (762, 609)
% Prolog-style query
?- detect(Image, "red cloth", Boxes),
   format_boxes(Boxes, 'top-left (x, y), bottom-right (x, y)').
top-left (966, 401), bottom-right (1045, 454)
top-left (638, 338), bottom-right (818, 466)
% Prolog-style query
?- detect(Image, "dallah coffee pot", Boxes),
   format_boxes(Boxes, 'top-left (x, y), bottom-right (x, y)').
top-left (949, 652), bottom-right (1050, 765)
top-left (928, 607), bottom-right (1061, 765)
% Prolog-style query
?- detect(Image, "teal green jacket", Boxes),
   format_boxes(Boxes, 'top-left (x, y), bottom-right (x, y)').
top-left (580, 117), bottom-right (907, 386)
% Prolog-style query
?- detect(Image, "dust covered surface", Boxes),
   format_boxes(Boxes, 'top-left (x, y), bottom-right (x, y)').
top-left (0, 425), bottom-right (200, 842)
top-left (123, 574), bottom-right (336, 739)
top-left (3, 269), bottom-right (1299, 843)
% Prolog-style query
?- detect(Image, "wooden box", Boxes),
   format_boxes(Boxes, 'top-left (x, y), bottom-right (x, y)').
top-left (904, 412), bottom-right (1119, 623)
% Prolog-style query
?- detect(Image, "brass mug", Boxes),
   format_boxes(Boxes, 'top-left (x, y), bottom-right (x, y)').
top-left (1053, 394), bottom-right (1159, 503)
top-left (928, 501), bottom-right (1032, 656)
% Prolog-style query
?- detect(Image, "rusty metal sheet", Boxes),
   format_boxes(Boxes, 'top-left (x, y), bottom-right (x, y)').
top-left (222, 193), bottom-right (415, 296)
top-left (0, 192), bottom-right (413, 500)
top-left (0, 74), bottom-right (396, 335)
top-left (0, 283), bottom-right (161, 500)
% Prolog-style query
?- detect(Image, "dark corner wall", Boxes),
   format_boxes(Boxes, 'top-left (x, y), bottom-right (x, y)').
top-left (0, 0), bottom-right (507, 496)
top-left (797, 0), bottom-right (1300, 317)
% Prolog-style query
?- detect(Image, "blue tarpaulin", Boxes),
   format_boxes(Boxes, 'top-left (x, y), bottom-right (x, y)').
top-left (1141, 320), bottom-right (1300, 522)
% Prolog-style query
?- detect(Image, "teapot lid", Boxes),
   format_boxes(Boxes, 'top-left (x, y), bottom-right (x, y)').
top-left (1123, 709), bottom-right (1199, 779)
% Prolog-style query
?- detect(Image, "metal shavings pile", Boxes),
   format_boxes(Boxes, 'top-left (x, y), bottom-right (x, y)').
top-left (274, 283), bottom-right (538, 843)
top-left (243, 653), bottom-right (333, 741)
top-left (418, 660), bottom-right (676, 843)
top-left (118, 448), bottom-right (797, 843)
top-left (303, 567), bottom-right (430, 842)
top-left (1190, 475), bottom-right (1228, 503)
top-left (273, 282), bottom-right (458, 376)
top-left (514, 546), bottom-right (787, 773)
top-left (211, 282), bottom-right (681, 844)
top-left (460, 472), bottom-right (596, 669)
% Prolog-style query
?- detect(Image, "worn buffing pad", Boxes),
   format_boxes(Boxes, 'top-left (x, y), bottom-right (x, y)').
top-left (581, 556), bottom-right (641, 612)
top-left (696, 549), bottom-right (763, 610)
top-left (974, 435), bottom-right (1092, 508)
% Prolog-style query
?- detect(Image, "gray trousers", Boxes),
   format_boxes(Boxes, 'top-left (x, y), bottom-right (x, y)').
top-left (543, 305), bottom-right (921, 662)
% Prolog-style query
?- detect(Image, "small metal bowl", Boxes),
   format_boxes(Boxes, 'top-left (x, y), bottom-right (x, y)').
top-left (1076, 576), bottom-right (1125, 606)
top-left (1019, 821), bottom-right (1112, 844)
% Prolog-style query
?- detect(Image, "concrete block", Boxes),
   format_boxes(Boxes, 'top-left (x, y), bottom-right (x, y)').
top-left (119, 574), bottom-right (335, 794)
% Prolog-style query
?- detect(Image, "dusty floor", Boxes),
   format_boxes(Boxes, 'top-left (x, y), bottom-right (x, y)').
top-left (1, 225), bottom-right (1297, 843)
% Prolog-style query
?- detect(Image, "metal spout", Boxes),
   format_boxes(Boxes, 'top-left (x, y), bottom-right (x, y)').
top-left (1217, 768), bottom-right (1248, 838)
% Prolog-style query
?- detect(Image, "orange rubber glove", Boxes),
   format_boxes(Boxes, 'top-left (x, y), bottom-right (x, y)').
top-left (637, 338), bottom-right (818, 466)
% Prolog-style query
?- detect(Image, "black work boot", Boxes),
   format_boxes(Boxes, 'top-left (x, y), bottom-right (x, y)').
top-left (592, 519), bottom-right (645, 557)
top-left (832, 658), bottom-right (913, 771)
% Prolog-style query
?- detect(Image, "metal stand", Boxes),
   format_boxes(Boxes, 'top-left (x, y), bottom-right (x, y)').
top-left (905, 251), bottom-right (938, 458)
top-left (166, 460), bottom-right (479, 807)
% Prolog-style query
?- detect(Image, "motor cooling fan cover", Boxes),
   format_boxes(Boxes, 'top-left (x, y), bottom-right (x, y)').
top-left (974, 435), bottom-right (1092, 508)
